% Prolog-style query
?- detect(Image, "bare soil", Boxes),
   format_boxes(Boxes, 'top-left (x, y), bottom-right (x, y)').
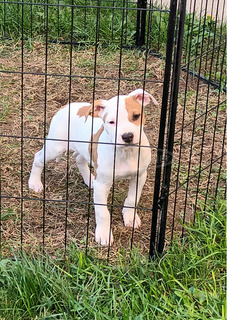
top-left (0, 41), bottom-right (226, 260)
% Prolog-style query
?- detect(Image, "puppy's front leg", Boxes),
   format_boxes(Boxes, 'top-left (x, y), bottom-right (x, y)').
top-left (122, 171), bottom-right (147, 229)
top-left (93, 180), bottom-right (113, 246)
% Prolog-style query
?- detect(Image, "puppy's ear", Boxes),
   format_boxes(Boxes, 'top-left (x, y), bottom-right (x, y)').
top-left (77, 100), bottom-right (106, 122)
top-left (89, 100), bottom-right (106, 117)
top-left (128, 89), bottom-right (159, 106)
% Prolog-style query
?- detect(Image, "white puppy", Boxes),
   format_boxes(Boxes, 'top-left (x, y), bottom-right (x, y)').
top-left (28, 89), bottom-right (158, 245)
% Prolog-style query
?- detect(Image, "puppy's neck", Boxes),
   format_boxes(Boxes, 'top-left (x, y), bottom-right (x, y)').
top-left (117, 145), bottom-right (139, 160)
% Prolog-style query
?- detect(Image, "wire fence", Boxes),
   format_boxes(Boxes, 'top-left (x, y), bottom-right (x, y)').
top-left (0, 0), bottom-right (226, 259)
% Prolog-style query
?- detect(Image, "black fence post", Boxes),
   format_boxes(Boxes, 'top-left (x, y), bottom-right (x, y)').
top-left (156, 0), bottom-right (187, 255)
top-left (149, 0), bottom-right (178, 259)
top-left (136, 0), bottom-right (147, 46)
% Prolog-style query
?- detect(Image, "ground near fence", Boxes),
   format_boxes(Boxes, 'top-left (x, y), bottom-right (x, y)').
top-left (0, 40), bottom-right (226, 259)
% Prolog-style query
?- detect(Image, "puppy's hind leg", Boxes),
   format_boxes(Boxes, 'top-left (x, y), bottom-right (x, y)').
top-left (75, 154), bottom-right (94, 188)
top-left (29, 141), bottom-right (66, 192)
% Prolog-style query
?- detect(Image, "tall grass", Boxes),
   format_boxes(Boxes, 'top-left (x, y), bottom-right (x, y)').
top-left (0, 0), bottom-right (169, 50)
top-left (0, 0), bottom-right (137, 44)
top-left (0, 197), bottom-right (226, 319)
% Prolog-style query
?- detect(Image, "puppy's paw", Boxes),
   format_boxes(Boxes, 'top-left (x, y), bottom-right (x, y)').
top-left (95, 226), bottom-right (113, 246)
top-left (28, 178), bottom-right (43, 192)
top-left (123, 210), bottom-right (141, 229)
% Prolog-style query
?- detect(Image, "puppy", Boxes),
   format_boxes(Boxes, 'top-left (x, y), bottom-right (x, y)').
top-left (28, 89), bottom-right (158, 245)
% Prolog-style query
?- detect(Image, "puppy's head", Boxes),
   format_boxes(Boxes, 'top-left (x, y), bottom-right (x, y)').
top-left (89, 89), bottom-right (158, 145)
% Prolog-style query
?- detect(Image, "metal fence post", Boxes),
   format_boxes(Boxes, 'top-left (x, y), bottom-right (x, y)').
top-left (156, 0), bottom-right (187, 255)
top-left (136, 0), bottom-right (147, 46)
top-left (149, 0), bottom-right (178, 259)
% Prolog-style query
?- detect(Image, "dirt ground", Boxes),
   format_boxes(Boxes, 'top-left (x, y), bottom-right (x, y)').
top-left (0, 41), bottom-right (226, 260)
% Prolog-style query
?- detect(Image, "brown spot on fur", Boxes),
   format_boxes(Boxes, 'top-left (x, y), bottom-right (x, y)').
top-left (125, 96), bottom-right (145, 126)
top-left (77, 105), bottom-right (91, 121)
top-left (77, 100), bottom-right (104, 121)
top-left (89, 125), bottom-right (104, 178)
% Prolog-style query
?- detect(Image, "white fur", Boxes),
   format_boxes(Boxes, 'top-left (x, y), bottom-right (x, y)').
top-left (28, 89), bottom-right (158, 246)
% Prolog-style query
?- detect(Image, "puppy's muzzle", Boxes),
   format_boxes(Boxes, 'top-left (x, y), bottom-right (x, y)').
top-left (122, 132), bottom-right (134, 143)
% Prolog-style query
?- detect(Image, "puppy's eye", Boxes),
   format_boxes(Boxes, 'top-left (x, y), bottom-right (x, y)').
top-left (133, 114), bottom-right (140, 121)
top-left (109, 121), bottom-right (115, 125)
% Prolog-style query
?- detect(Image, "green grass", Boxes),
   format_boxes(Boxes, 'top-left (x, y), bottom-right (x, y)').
top-left (0, 0), bottom-right (170, 51)
top-left (0, 0), bottom-right (137, 44)
top-left (0, 197), bottom-right (226, 319)
top-left (182, 13), bottom-right (227, 90)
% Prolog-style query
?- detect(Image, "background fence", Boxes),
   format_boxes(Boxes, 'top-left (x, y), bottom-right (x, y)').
top-left (0, 0), bottom-right (226, 259)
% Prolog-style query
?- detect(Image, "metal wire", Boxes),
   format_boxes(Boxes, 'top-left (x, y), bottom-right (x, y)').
top-left (0, 194), bottom-right (155, 212)
top-left (0, 152), bottom-right (1, 256)
top-left (130, 0), bottom-right (152, 250)
top-left (171, 0), bottom-right (197, 244)
top-left (203, 41), bottom-right (226, 209)
top-left (0, 0), bottom-right (168, 12)
top-left (108, 0), bottom-right (126, 258)
top-left (149, 0), bottom-right (178, 258)
top-left (0, 134), bottom-right (159, 150)
top-left (64, 0), bottom-right (74, 254)
top-left (42, 0), bottom-right (49, 253)
top-left (192, 0), bottom-right (203, 72)
top-left (214, 120), bottom-right (227, 202)
top-left (0, 69), bottom-right (162, 84)
top-left (86, 0), bottom-right (101, 255)
top-left (183, 0), bottom-right (194, 65)
top-left (181, 0), bottom-right (209, 234)
top-left (156, 0), bottom-right (187, 255)
top-left (194, 0), bottom-right (221, 211)
top-left (171, 0), bottom-right (226, 242)
top-left (20, 0), bottom-right (25, 253)
top-left (168, 153), bottom-right (226, 197)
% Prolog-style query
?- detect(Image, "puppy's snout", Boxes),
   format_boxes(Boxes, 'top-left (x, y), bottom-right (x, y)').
top-left (122, 132), bottom-right (134, 143)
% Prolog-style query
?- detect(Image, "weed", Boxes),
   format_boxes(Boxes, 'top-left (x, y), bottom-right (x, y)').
top-left (0, 103), bottom-right (10, 121)
top-left (1, 208), bottom-right (18, 221)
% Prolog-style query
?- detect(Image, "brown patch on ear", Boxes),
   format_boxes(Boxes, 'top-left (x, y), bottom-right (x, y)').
top-left (125, 96), bottom-right (145, 126)
top-left (89, 125), bottom-right (104, 178)
top-left (89, 100), bottom-right (104, 117)
top-left (77, 100), bottom-right (104, 121)
top-left (77, 105), bottom-right (91, 121)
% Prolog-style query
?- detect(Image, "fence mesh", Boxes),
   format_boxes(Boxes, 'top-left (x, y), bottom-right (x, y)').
top-left (0, 0), bottom-right (226, 259)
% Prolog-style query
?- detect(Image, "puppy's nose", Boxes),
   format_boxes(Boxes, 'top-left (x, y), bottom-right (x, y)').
top-left (122, 132), bottom-right (134, 143)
